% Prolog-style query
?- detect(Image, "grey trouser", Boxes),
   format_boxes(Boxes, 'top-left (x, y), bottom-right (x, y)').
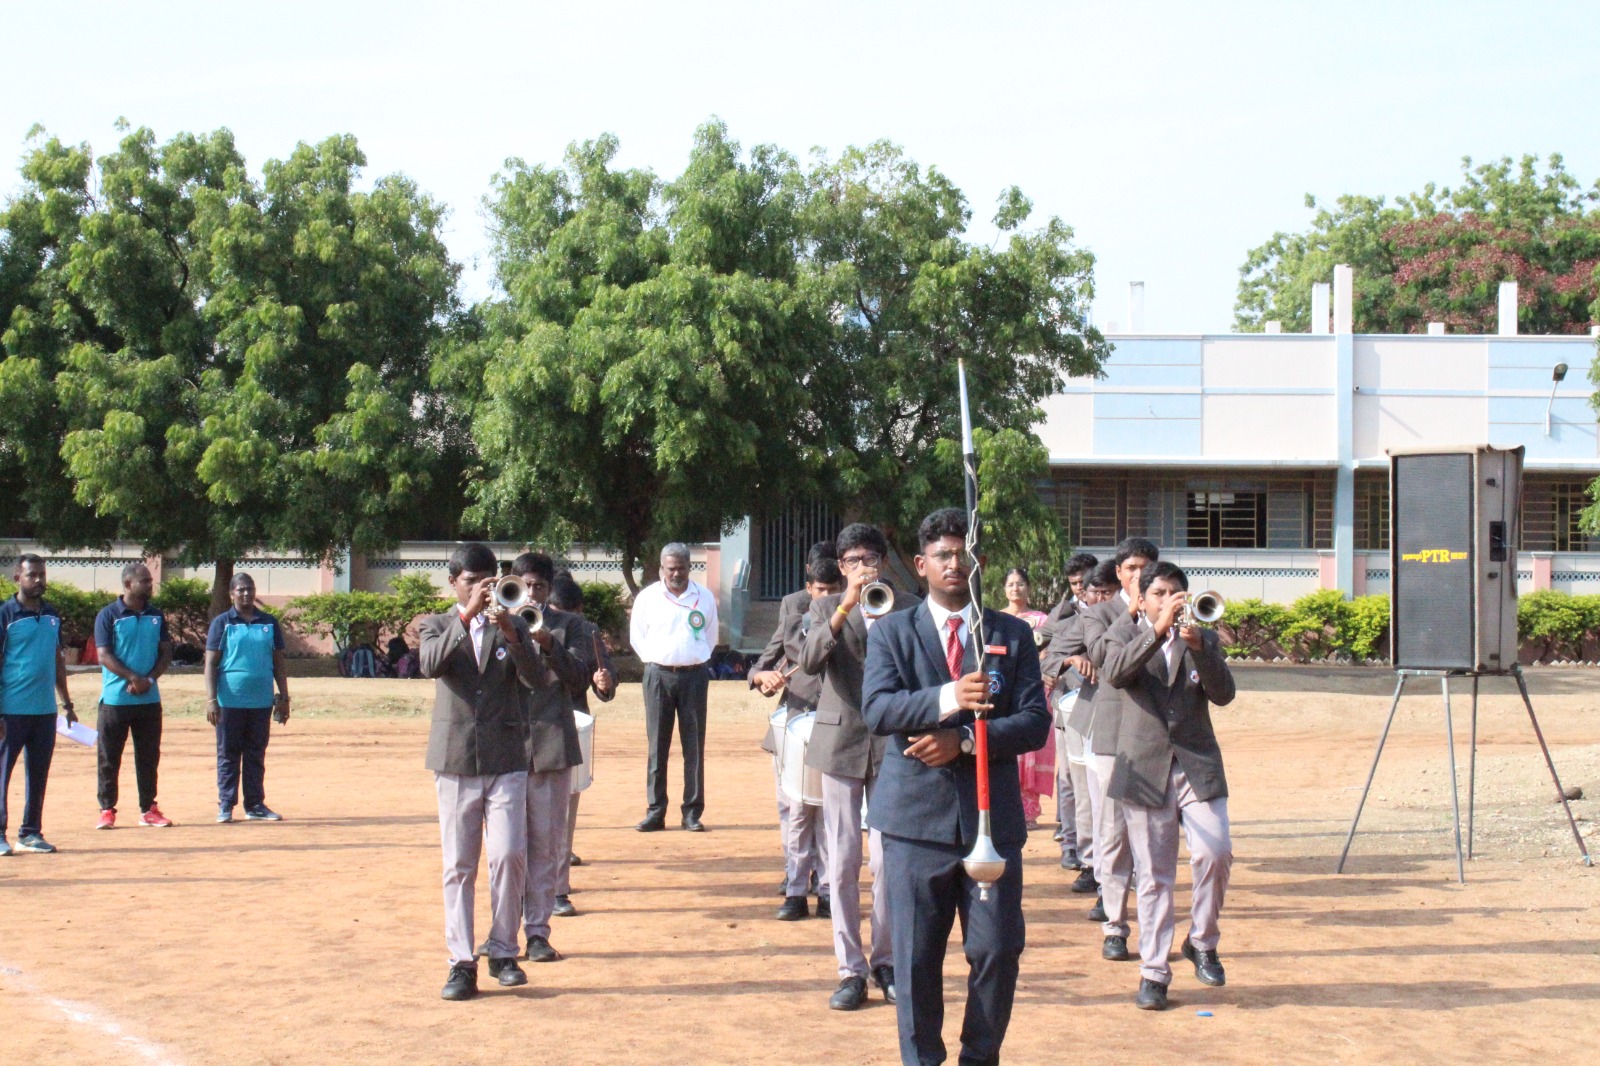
top-left (558, 791), bottom-right (581, 896)
top-left (780, 776), bottom-right (830, 899)
top-left (523, 767), bottom-right (572, 941)
top-left (1088, 752), bottom-right (1133, 938)
top-left (1123, 759), bottom-right (1233, 985)
top-left (436, 770), bottom-right (528, 965)
top-left (821, 771), bottom-right (891, 979)
top-left (1059, 726), bottom-right (1094, 865)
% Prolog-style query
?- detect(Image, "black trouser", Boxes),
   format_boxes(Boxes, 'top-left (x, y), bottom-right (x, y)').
top-left (96, 702), bottom-right (162, 813)
top-left (883, 833), bottom-right (1026, 1066)
top-left (642, 664), bottom-right (709, 820)
top-left (0, 713), bottom-right (56, 837)
top-left (216, 706), bottom-right (273, 809)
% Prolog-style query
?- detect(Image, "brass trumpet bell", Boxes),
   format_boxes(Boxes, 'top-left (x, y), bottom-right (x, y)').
top-left (1182, 589), bottom-right (1226, 627)
top-left (861, 581), bottom-right (894, 618)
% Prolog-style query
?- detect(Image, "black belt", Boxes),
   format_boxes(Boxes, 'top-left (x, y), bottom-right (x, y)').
top-left (649, 662), bottom-right (707, 673)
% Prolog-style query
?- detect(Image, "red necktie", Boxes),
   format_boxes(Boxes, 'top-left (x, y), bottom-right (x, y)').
top-left (946, 615), bottom-right (965, 681)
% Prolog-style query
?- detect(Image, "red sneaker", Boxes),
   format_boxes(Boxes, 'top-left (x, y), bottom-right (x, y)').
top-left (140, 806), bottom-right (173, 828)
top-left (96, 809), bottom-right (116, 830)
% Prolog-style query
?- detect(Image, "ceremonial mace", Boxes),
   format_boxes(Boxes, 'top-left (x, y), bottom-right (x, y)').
top-left (958, 360), bottom-right (1007, 901)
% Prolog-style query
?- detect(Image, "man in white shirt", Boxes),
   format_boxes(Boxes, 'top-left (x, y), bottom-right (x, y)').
top-left (629, 542), bottom-right (719, 832)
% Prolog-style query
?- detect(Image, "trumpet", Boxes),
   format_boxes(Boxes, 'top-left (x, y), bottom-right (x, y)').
top-left (1181, 589), bottom-right (1225, 627)
top-left (488, 574), bottom-right (546, 633)
top-left (861, 581), bottom-right (895, 618)
top-left (1033, 627), bottom-right (1048, 649)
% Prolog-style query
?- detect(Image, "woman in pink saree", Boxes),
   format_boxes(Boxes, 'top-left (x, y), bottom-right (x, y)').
top-left (1002, 568), bottom-right (1054, 828)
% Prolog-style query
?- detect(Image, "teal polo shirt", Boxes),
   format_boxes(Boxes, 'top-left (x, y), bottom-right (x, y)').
top-left (94, 599), bottom-right (170, 706)
top-left (0, 595), bottom-right (63, 716)
top-left (206, 607), bottom-right (284, 709)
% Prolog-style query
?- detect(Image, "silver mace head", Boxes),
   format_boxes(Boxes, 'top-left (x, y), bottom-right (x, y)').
top-left (962, 810), bottom-right (1007, 901)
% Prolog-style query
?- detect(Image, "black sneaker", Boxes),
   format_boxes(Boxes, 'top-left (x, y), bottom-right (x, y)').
top-left (1086, 896), bottom-right (1108, 923)
top-left (15, 834), bottom-right (56, 853)
top-left (487, 956), bottom-right (528, 987)
top-left (525, 935), bottom-right (562, 963)
top-left (1102, 934), bottom-right (1130, 961)
top-left (776, 895), bottom-right (809, 921)
top-left (1060, 848), bottom-right (1084, 870)
top-left (1135, 978), bottom-right (1169, 1010)
top-left (1182, 938), bottom-right (1227, 986)
top-left (1069, 868), bottom-right (1099, 894)
top-left (441, 962), bottom-right (478, 1001)
top-left (245, 805), bottom-right (282, 821)
top-left (552, 895), bottom-right (577, 917)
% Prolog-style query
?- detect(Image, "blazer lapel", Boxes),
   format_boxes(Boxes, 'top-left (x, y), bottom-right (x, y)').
top-left (913, 601), bottom-right (948, 684)
top-left (478, 622), bottom-right (497, 675)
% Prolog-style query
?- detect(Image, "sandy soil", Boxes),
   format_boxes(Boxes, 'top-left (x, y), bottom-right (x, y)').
top-left (1, 667), bottom-right (1597, 1065)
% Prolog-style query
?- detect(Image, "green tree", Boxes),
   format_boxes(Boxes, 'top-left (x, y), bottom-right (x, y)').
top-left (802, 142), bottom-right (1109, 556)
top-left (443, 122), bottom-right (830, 591)
top-left (1235, 154), bottom-right (1600, 334)
top-left (0, 124), bottom-right (461, 613)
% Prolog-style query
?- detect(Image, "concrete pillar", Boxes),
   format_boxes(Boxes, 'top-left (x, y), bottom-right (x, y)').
top-left (1128, 282), bottom-right (1145, 334)
top-left (1318, 552), bottom-right (1339, 591)
top-left (1311, 282), bottom-right (1331, 335)
top-left (1498, 281), bottom-right (1518, 336)
top-left (1531, 552), bottom-right (1553, 591)
top-left (1332, 264), bottom-right (1355, 597)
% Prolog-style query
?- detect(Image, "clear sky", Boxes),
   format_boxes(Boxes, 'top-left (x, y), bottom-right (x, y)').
top-left (3, 0), bottom-right (1595, 333)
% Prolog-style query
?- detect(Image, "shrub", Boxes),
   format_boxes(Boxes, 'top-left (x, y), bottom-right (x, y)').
top-left (285, 574), bottom-right (451, 652)
top-left (1517, 589), bottom-right (1600, 661)
top-left (44, 583), bottom-right (118, 648)
top-left (152, 576), bottom-right (212, 646)
top-left (1280, 590), bottom-right (1354, 662)
top-left (1342, 595), bottom-right (1391, 661)
top-left (1218, 598), bottom-right (1289, 658)
top-left (580, 581), bottom-right (628, 642)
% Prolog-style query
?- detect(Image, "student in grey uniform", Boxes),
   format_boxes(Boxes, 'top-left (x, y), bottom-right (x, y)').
top-left (749, 544), bottom-right (840, 920)
top-left (1040, 566), bottom-right (1115, 880)
top-left (548, 571), bottom-right (615, 918)
top-left (799, 523), bottom-right (918, 1011)
top-left (204, 572), bottom-right (291, 822)
top-left (419, 543), bottom-right (550, 1001)
top-left (93, 562), bottom-right (174, 829)
top-left (1078, 542), bottom-right (1159, 962)
top-left (1100, 561), bottom-right (1236, 1011)
top-left (1042, 552), bottom-right (1097, 860)
top-left (506, 552), bottom-right (587, 963)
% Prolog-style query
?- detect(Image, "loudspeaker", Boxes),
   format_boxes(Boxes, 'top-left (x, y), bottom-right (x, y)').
top-left (1389, 445), bottom-right (1523, 672)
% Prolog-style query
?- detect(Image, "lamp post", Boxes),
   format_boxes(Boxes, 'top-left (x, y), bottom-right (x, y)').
top-left (1544, 363), bottom-right (1568, 437)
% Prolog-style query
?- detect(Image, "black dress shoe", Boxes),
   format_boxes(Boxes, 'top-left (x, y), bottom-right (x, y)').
top-left (552, 894), bottom-right (577, 917)
top-left (525, 935), bottom-right (563, 963)
top-left (1182, 938), bottom-right (1226, 986)
top-left (1102, 934), bottom-right (1130, 961)
top-left (681, 816), bottom-right (706, 832)
top-left (777, 895), bottom-right (809, 921)
top-left (1069, 868), bottom-right (1099, 894)
top-left (871, 965), bottom-right (896, 1004)
top-left (829, 976), bottom-right (868, 1011)
top-left (487, 956), bottom-right (527, 987)
top-left (441, 962), bottom-right (478, 1001)
top-left (1135, 978), bottom-right (1169, 1010)
top-left (808, 869), bottom-right (820, 895)
top-left (815, 895), bottom-right (831, 920)
top-left (1086, 896), bottom-right (1107, 923)
top-left (569, 852), bottom-right (583, 867)
top-left (637, 815), bottom-right (666, 832)
top-left (777, 877), bottom-right (789, 897)
top-left (1060, 848), bottom-right (1084, 871)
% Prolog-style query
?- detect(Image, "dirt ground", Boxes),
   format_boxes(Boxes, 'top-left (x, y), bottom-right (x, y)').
top-left (2, 666), bottom-right (1597, 1065)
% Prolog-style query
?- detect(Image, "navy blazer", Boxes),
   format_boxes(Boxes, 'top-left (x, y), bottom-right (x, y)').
top-left (861, 603), bottom-right (1051, 849)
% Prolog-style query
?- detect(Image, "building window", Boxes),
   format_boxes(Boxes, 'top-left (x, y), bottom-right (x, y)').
top-left (1355, 474), bottom-right (1389, 551)
top-left (1187, 491), bottom-right (1267, 548)
top-left (1523, 477), bottom-right (1597, 552)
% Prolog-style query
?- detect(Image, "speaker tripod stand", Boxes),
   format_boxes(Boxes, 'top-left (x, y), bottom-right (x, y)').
top-left (1336, 664), bottom-right (1592, 883)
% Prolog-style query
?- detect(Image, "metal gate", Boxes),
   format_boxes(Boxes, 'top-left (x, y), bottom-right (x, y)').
top-left (758, 500), bottom-right (840, 600)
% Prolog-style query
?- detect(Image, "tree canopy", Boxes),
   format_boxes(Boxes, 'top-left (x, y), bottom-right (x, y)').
top-left (450, 122), bottom-right (1109, 588)
top-left (0, 124), bottom-right (461, 609)
top-left (1235, 154), bottom-right (1600, 334)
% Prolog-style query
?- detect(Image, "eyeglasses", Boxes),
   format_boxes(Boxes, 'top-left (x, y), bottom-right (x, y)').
top-left (924, 549), bottom-right (969, 568)
top-left (840, 552), bottom-right (884, 571)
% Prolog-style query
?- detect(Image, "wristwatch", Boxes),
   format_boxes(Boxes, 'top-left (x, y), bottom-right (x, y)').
top-left (959, 725), bottom-right (975, 755)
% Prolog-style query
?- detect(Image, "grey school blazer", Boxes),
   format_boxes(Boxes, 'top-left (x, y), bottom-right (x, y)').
top-left (798, 587), bottom-right (920, 780)
top-left (524, 606), bottom-right (588, 774)
top-left (419, 609), bottom-right (544, 777)
top-left (1077, 596), bottom-right (1138, 757)
top-left (1099, 613), bottom-right (1237, 809)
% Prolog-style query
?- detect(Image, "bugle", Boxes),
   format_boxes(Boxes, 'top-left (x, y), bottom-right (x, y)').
top-left (860, 581), bottom-right (895, 618)
top-left (489, 574), bottom-right (545, 632)
top-left (1181, 589), bottom-right (1225, 627)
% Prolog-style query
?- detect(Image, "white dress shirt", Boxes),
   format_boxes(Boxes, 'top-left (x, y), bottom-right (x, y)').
top-left (630, 580), bottom-right (718, 666)
top-left (925, 597), bottom-right (977, 721)
top-left (459, 607), bottom-right (490, 669)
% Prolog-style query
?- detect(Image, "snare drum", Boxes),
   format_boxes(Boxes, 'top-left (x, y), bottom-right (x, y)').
top-left (779, 711), bottom-right (823, 807)
top-left (570, 711), bottom-right (595, 793)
